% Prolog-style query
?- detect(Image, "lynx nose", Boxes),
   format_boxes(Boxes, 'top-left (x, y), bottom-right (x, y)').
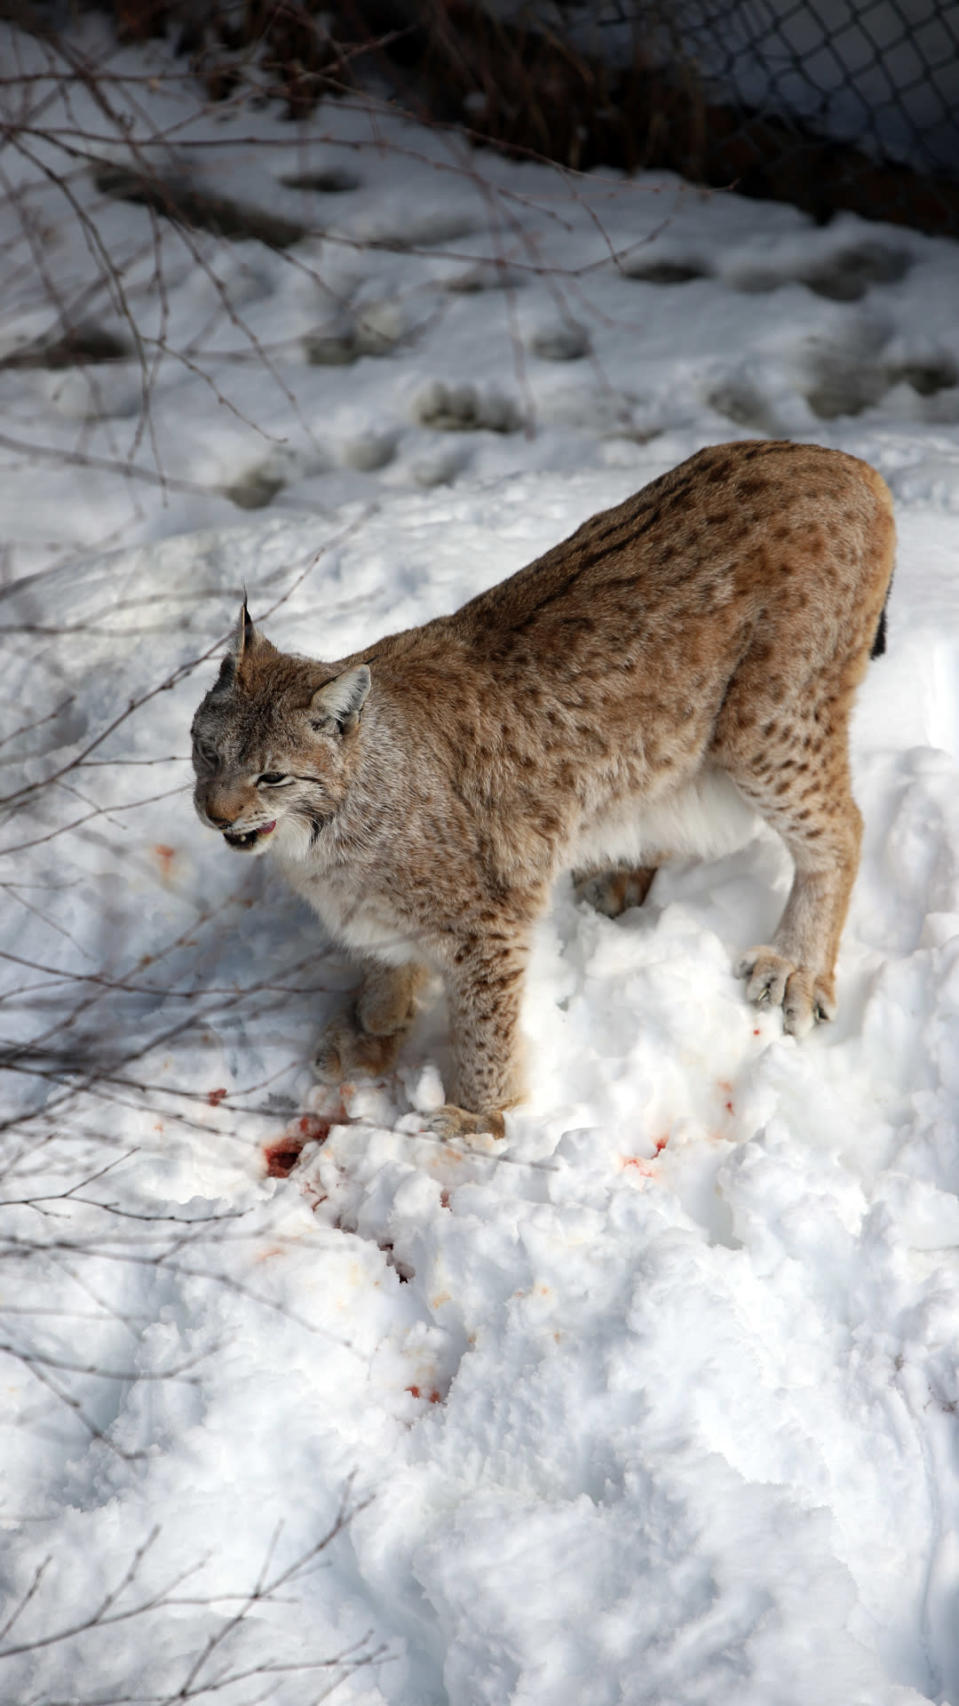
top-left (201, 786), bottom-right (249, 831)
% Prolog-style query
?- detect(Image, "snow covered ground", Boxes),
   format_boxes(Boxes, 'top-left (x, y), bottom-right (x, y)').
top-left (3, 18), bottom-right (959, 1706)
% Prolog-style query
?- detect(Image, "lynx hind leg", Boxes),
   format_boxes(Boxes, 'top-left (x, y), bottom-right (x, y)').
top-left (574, 865), bottom-right (658, 918)
top-left (722, 713), bottom-right (863, 1037)
top-left (732, 791), bottom-right (862, 1038)
top-left (315, 961), bottom-right (427, 1083)
top-left (721, 458), bottom-right (892, 1035)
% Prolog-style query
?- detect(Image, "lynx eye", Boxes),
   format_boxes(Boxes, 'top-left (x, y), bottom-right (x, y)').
top-left (256, 772), bottom-right (289, 787)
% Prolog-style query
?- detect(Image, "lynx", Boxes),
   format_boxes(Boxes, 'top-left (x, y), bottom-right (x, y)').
top-left (191, 440), bottom-right (894, 1138)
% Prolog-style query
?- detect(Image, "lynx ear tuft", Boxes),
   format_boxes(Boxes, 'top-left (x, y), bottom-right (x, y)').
top-left (309, 666), bottom-right (372, 735)
top-left (228, 598), bottom-right (277, 679)
top-left (234, 597), bottom-right (257, 661)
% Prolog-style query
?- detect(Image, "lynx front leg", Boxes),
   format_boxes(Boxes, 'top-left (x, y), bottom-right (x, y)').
top-left (427, 930), bottom-right (531, 1140)
top-left (315, 960), bottom-right (427, 1082)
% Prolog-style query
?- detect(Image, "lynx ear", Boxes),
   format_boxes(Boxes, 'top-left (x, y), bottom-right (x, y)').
top-left (212, 652), bottom-right (236, 693)
top-left (309, 666), bottom-right (371, 735)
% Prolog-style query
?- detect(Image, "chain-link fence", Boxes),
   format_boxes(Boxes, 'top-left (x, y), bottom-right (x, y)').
top-left (74, 0), bottom-right (959, 236)
top-left (648, 0), bottom-right (958, 176)
top-left (545, 0), bottom-right (959, 233)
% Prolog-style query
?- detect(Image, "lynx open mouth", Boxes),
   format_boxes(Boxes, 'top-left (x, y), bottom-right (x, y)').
top-left (223, 820), bottom-right (276, 851)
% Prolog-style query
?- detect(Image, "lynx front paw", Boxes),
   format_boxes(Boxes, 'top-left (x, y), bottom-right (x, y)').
top-left (735, 947), bottom-right (836, 1038)
top-left (425, 1104), bottom-right (506, 1141)
top-left (313, 1019), bottom-right (403, 1084)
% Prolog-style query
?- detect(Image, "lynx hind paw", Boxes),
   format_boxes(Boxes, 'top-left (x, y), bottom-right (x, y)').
top-left (735, 948), bottom-right (836, 1037)
top-left (425, 1104), bottom-right (506, 1141)
top-left (313, 1019), bottom-right (402, 1084)
top-left (574, 867), bottom-right (656, 919)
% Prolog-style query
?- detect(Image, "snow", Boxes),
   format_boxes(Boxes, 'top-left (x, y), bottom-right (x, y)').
top-left (2, 18), bottom-right (959, 1706)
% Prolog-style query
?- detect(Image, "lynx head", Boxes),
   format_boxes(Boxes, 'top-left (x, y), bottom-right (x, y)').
top-left (190, 602), bottom-right (371, 856)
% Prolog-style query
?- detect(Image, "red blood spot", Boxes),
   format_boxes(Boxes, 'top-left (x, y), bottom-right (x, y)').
top-left (263, 1113), bottom-right (333, 1178)
top-left (753, 1028), bottom-right (761, 1037)
top-left (653, 1134), bottom-right (669, 1154)
top-left (406, 1384), bottom-right (441, 1403)
top-left (298, 1113), bottom-right (331, 1139)
top-left (207, 1087), bottom-right (227, 1106)
top-left (154, 843), bottom-right (175, 865)
top-left (440, 1189), bottom-right (451, 1210)
top-left (264, 1143), bottom-right (305, 1178)
top-left (622, 1156), bottom-right (655, 1177)
top-left (725, 1101), bottom-right (734, 1115)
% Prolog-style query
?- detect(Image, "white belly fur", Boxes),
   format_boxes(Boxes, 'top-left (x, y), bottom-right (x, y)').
top-left (295, 874), bottom-right (421, 965)
top-left (272, 818), bottom-right (421, 964)
top-left (569, 768), bottom-right (758, 873)
top-left (309, 893), bottom-right (421, 964)
top-left (269, 770), bottom-right (757, 966)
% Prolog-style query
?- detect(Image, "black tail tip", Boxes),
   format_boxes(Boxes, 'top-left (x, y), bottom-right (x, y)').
top-left (870, 605), bottom-right (887, 660)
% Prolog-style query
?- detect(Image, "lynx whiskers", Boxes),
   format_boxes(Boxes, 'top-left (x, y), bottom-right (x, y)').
top-left (191, 440), bottom-right (895, 1138)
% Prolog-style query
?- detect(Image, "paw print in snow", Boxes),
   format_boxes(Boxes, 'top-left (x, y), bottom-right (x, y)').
top-left (412, 380), bottom-right (522, 434)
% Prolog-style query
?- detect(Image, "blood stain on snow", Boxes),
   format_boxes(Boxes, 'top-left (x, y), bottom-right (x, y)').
top-left (263, 1112), bottom-right (336, 1178)
top-left (264, 1143), bottom-right (308, 1178)
top-left (153, 843), bottom-right (177, 880)
top-left (207, 1087), bottom-right (228, 1107)
top-left (622, 1133), bottom-right (668, 1174)
top-left (408, 1385), bottom-right (442, 1403)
